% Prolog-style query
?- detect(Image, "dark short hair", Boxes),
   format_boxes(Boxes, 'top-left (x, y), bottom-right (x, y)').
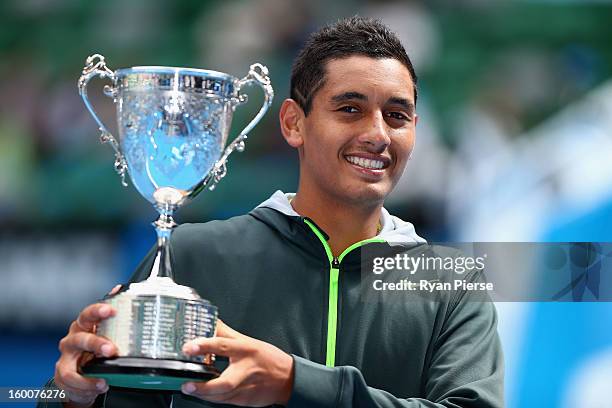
top-left (291, 16), bottom-right (418, 116)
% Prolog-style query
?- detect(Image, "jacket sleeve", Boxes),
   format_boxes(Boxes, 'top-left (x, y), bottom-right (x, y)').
top-left (287, 271), bottom-right (504, 408)
top-left (35, 379), bottom-right (67, 408)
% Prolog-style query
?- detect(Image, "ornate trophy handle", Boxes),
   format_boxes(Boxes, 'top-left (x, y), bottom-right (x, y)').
top-left (78, 54), bottom-right (128, 187)
top-left (202, 63), bottom-right (274, 192)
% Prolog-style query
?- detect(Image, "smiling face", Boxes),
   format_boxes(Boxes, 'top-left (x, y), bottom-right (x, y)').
top-left (283, 55), bottom-right (417, 208)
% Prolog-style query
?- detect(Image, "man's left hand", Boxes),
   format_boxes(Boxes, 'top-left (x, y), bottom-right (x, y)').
top-left (181, 320), bottom-right (295, 407)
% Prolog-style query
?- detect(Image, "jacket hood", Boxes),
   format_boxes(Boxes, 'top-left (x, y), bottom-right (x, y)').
top-left (255, 190), bottom-right (426, 244)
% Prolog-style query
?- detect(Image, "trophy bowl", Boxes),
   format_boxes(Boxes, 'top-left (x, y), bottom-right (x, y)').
top-left (76, 54), bottom-right (273, 390)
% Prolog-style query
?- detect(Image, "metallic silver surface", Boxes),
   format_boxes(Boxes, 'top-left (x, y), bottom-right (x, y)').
top-left (123, 276), bottom-right (203, 300)
top-left (114, 67), bottom-right (237, 99)
top-left (78, 54), bottom-right (128, 186)
top-left (77, 54), bottom-right (274, 204)
top-left (96, 283), bottom-right (217, 362)
top-left (198, 63), bottom-right (274, 193)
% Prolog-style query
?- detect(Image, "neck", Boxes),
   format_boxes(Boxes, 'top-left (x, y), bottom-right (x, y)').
top-left (291, 189), bottom-right (382, 258)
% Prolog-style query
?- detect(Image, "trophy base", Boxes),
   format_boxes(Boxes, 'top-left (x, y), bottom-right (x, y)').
top-left (82, 357), bottom-right (220, 390)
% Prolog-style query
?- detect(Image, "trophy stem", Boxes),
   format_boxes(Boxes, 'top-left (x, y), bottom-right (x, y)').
top-left (149, 203), bottom-right (177, 280)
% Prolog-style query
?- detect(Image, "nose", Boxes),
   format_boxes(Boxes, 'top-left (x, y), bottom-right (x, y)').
top-left (358, 111), bottom-right (391, 153)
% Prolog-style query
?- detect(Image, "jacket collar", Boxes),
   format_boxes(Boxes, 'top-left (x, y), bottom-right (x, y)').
top-left (255, 190), bottom-right (425, 244)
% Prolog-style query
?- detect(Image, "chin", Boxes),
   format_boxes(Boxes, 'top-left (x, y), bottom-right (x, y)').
top-left (339, 184), bottom-right (390, 206)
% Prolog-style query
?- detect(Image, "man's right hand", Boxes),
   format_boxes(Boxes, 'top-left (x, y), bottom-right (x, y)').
top-left (54, 285), bottom-right (121, 408)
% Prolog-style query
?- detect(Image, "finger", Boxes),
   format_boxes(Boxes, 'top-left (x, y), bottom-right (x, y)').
top-left (215, 319), bottom-right (243, 339)
top-left (183, 381), bottom-right (258, 404)
top-left (182, 379), bottom-right (240, 400)
top-left (56, 361), bottom-right (108, 394)
top-left (61, 369), bottom-right (108, 394)
top-left (68, 321), bottom-right (82, 335)
top-left (64, 389), bottom-right (100, 405)
top-left (202, 384), bottom-right (258, 405)
top-left (108, 284), bottom-right (123, 296)
top-left (184, 379), bottom-right (238, 397)
top-left (183, 384), bottom-right (240, 403)
top-left (183, 363), bottom-right (245, 397)
top-left (76, 303), bottom-right (116, 331)
top-left (182, 337), bottom-right (242, 357)
top-left (60, 332), bottom-right (117, 357)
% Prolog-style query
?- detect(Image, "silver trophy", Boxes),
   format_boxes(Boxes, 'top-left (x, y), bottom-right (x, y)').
top-left (77, 54), bottom-right (273, 390)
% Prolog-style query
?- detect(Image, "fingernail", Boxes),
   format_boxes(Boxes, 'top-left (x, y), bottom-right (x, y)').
top-left (182, 382), bottom-right (196, 394)
top-left (96, 380), bottom-right (107, 391)
top-left (101, 344), bottom-right (113, 357)
top-left (183, 343), bottom-right (198, 354)
top-left (99, 305), bottom-right (111, 317)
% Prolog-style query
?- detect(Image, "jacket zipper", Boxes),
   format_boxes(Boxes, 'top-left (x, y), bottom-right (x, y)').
top-left (327, 257), bottom-right (340, 367)
top-left (303, 219), bottom-right (385, 367)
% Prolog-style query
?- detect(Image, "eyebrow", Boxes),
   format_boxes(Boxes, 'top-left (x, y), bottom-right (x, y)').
top-left (331, 91), bottom-right (367, 103)
top-left (388, 97), bottom-right (415, 115)
top-left (330, 92), bottom-right (415, 114)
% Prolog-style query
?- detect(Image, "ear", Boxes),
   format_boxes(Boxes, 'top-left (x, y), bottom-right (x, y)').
top-left (279, 99), bottom-right (304, 148)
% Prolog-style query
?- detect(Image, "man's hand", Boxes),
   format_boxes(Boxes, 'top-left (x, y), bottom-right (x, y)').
top-left (55, 285), bottom-right (121, 408)
top-left (181, 320), bottom-right (295, 407)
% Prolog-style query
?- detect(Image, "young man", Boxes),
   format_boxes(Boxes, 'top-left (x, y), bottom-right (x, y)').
top-left (48, 17), bottom-right (504, 407)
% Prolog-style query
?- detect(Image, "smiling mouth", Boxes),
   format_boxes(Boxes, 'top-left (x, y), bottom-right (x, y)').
top-left (345, 155), bottom-right (387, 170)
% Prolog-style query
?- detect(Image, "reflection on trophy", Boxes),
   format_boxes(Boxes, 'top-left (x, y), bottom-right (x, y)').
top-left (77, 54), bottom-right (273, 390)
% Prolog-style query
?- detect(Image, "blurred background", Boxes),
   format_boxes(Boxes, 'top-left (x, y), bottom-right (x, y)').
top-left (1, 0), bottom-right (611, 407)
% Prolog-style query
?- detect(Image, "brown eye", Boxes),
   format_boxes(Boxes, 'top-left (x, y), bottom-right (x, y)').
top-left (386, 111), bottom-right (410, 121)
top-left (338, 106), bottom-right (359, 113)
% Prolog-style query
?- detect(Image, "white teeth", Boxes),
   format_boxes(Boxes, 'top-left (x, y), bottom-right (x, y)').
top-left (346, 156), bottom-right (385, 169)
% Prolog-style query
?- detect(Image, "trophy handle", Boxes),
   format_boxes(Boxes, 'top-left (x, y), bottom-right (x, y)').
top-left (78, 54), bottom-right (129, 187)
top-left (202, 63), bottom-right (274, 192)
